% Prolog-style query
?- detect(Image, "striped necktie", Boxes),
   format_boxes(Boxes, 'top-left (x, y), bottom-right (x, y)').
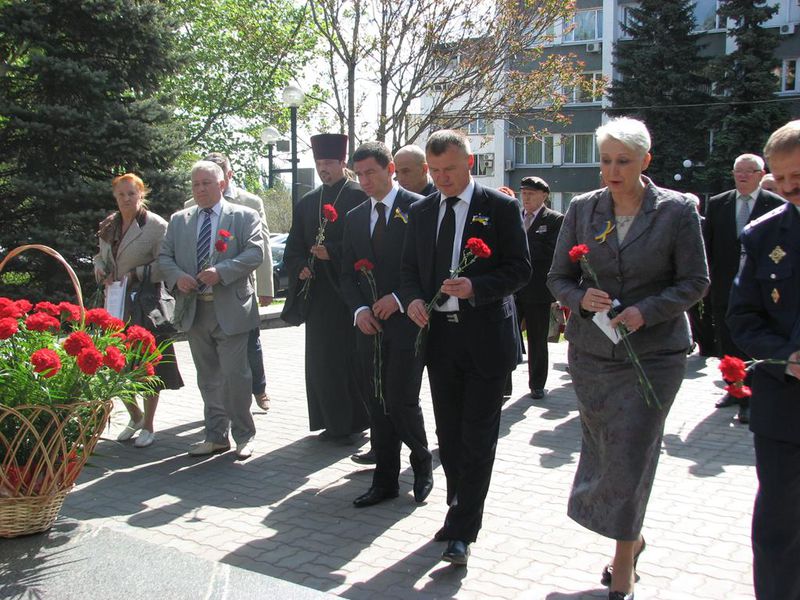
top-left (736, 195), bottom-right (751, 235)
top-left (197, 208), bottom-right (213, 292)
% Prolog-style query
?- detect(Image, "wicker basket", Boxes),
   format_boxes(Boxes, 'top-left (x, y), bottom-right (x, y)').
top-left (0, 244), bottom-right (111, 537)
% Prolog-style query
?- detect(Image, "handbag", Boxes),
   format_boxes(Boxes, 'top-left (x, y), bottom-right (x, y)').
top-left (128, 264), bottom-right (176, 334)
top-left (547, 302), bottom-right (566, 343)
top-left (280, 279), bottom-right (310, 326)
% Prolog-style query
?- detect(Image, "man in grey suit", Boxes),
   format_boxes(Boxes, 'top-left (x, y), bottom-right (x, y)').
top-left (159, 160), bottom-right (264, 459)
top-left (185, 152), bottom-right (275, 412)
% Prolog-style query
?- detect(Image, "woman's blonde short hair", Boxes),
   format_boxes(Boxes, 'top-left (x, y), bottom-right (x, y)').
top-left (596, 117), bottom-right (651, 157)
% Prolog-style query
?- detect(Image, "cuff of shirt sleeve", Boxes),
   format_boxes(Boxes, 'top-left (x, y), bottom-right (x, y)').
top-left (353, 305), bottom-right (369, 326)
top-left (392, 293), bottom-right (404, 313)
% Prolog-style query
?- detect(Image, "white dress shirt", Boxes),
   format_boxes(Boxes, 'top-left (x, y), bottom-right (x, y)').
top-left (435, 178), bottom-right (475, 312)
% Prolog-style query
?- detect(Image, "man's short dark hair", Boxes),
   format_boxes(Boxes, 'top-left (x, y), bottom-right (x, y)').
top-left (520, 176), bottom-right (550, 193)
top-left (352, 141), bottom-right (393, 168)
top-left (203, 152), bottom-right (231, 173)
top-left (426, 129), bottom-right (472, 156)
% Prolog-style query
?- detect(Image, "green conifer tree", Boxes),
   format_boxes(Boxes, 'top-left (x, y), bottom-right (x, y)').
top-left (608, 0), bottom-right (712, 192)
top-left (0, 0), bottom-right (185, 300)
top-left (701, 0), bottom-right (787, 192)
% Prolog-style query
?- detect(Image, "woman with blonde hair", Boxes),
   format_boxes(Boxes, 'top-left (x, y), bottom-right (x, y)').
top-left (94, 173), bottom-right (183, 447)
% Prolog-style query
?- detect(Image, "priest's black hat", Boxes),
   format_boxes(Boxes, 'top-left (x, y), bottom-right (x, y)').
top-left (311, 134), bottom-right (348, 161)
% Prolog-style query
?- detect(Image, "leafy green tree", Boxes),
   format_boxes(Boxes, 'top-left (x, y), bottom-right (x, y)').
top-left (701, 0), bottom-right (787, 192)
top-left (163, 0), bottom-right (319, 185)
top-left (609, 0), bottom-right (712, 191)
top-left (0, 0), bottom-right (185, 301)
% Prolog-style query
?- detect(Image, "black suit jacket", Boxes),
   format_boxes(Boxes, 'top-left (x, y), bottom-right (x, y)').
top-left (728, 203), bottom-right (800, 444)
top-left (704, 188), bottom-right (784, 307)
top-left (516, 206), bottom-right (563, 304)
top-left (400, 182), bottom-right (532, 376)
top-left (341, 188), bottom-right (423, 347)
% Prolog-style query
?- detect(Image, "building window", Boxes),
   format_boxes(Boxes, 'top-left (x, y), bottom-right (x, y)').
top-left (471, 153), bottom-right (495, 177)
top-left (619, 5), bottom-right (639, 38)
top-left (692, 0), bottom-right (722, 32)
top-left (563, 9), bottom-right (603, 42)
top-left (468, 116), bottom-right (492, 135)
top-left (779, 59), bottom-right (799, 93)
top-left (564, 72), bottom-right (603, 104)
top-left (562, 134), bottom-right (598, 164)
top-left (514, 135), bottom-right (555, 165)
top-left (558, 192), bottom-right (578, 213)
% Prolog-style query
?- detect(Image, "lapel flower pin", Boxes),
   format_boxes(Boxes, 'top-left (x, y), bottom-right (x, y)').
top-left (215, 229), bottom-right (233, 253)
top-left (393, 207), bottom-right (408, 223)
top-left (471, 214), bottom-right (490, 226)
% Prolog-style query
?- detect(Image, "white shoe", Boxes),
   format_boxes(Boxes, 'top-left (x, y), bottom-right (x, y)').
top-left (117, 418), bottom-right (144, 441)
top-left (134, 429), bottom-right (155, 448)
top-left (235, 440), bottom-right (255, 460)
top-left (187, 441), bottom-right (230, 456)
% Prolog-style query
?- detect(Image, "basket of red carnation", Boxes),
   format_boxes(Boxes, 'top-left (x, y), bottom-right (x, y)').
top-left (0, 245), bottom-right (165, 537)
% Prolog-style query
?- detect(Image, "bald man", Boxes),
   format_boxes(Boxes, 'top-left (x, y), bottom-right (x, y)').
top-left (394, 145), bottom-right (436, 196)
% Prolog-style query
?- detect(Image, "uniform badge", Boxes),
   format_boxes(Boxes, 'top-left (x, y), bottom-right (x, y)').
top-left (771, 288), bottom-right (780, 304)
top-left (769, 245), bottom-right (787, 264)
top-left (536, 225), bottom-right (547, 234)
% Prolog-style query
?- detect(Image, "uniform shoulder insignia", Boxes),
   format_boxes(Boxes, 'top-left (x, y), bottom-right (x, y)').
top-left (769, 246), bottom-right (787, 264)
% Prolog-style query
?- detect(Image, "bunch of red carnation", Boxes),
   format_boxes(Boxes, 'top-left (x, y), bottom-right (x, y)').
top-left (718, 355), bottom-right (752, 399)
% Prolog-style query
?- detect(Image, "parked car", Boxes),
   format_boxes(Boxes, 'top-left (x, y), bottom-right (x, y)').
top-left (271, 239), bottom-right (288, 296)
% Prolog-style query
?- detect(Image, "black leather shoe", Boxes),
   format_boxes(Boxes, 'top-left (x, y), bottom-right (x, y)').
top-left (608, 592), bottom-right (633, 600)
top-left (353, 486), bottom-right (398, 508)
top-left (602, 536), bottom-right (645, 586)
top-left (413, 463), bottom-right (434, 503)
top-left (441, 540), bottom-right (470, 565)
top-left (738, 404), bottom-right (750, 424)
top-left (715, 393), bottom-right (738, 408)
top-left (351, 448), bottom-right (376, 464)
top-left (531, 388), bottom-right (545, 399)
top-left (434, 526), bottom-right (449, 541)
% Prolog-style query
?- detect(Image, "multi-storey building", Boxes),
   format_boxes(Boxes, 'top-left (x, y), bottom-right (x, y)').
top-left (418, 0), bottom-right (800, 212)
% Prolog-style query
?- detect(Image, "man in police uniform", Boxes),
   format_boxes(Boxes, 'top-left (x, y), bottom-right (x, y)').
top-left (728, 120), bottom-right (800, 600)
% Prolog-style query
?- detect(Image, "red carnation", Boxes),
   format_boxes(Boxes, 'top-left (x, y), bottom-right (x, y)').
top-left (30, 348), bottom-right (61, 378)
top-left (125, 325), bottom-right (157, 354)
top-left (322, 203), bottom-right (338, 222)
top-left (58, 302), bottom-right (83, 322)
top-left (15, 299), bottom-right (33, 314)
top-left (218, 229), bottom-right (232, 239)
top-left (25, 312), bottom-right (61, 331)
top-left (34, 301), bottom-right (60, 316)
top-left (354, 258), bottom-right (375, 272)
top-left (726, 382), bottom-right (752, 399)
top-left (719, 355), bottom-right (748, 383)
top-left (0, 299), bottom-right (24, 319)
top-left (63, 331), bottom-right (94, 357)
top-left (143, 362), bottom-right (156, 377)
top-left (85, 308), bottom-right (112, 328)
top-left (103, 346), bottom-right (126, 372)
top-left (569, 244), bottom-right (590, 263)
top-left (466, 237), bottom-right (492, 259)
top-left (215, 240), bottom-right (228, 252)
top-left (0, 317), bottom-right (19, 340)
top-left (103, 317), bottom-right (126, 331)
top-left (76, 346), bottom-right (104, 375)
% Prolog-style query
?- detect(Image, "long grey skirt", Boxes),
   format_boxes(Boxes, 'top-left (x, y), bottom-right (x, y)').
top-left (567, 343), bottom-right (686, 540)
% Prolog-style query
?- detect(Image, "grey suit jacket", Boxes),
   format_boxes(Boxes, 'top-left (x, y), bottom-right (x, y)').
top-left (94, 210), bottom-right (168, 283)
top-left (158, 199), bottom-right (264, 335)
top-left (185, 185), bottom-right (274, 297)
top-left (547, 178), bottom-right (709, 358)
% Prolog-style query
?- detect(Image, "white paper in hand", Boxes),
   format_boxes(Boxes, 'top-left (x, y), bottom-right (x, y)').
top-left (592, 299), bottom-right (621, 344)
top-left (104, 276), bottom-right (128, 320)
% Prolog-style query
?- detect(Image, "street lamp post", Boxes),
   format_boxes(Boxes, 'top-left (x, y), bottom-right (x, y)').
top-left (282, 85), bottom-right (305, 205)
top-left (260, 126), bottom-right (280, 189)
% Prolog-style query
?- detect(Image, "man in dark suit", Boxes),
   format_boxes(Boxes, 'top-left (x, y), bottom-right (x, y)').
top-left (514, 176), bottom-right (563, 399)
top-left (394, 145), bottom-right (436, 196)
top-left (401, 129), bottom-right (531, 565)
top-left (727, 120), bottom-right (800, 600)
top-left (704, 153), bottom-right (784, 422)
top-left (340, 141), bottom-right (432, 508)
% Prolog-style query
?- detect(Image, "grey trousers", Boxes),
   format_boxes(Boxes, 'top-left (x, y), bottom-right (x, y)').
top-left (187, 301), bottom-right (255, 445)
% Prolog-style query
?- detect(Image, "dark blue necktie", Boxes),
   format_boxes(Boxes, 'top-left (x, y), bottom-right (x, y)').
top-left (197, 208), bottom-right (213, 292)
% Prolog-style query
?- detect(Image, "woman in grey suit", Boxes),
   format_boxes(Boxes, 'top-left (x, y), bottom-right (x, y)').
top-left (547, 118), bottom-right (708, 600)
top-left (94, 173), bottom-right (183, 448)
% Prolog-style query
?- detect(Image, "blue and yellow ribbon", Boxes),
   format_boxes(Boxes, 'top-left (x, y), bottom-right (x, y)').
top-left (594, 220), bottom-right (615, 244)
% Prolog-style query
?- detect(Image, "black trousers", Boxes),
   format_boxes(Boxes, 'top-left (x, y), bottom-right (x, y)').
top-left (518, 301), bottom-right (551, 390)
top-left (358, 335), bottom-right (430, 491)
top-left (426, 313), bottom-right (505, 543)
top-left (247, 327), bottom-right (266, 396)
top-left (753, 434), bottom-right (800, 600)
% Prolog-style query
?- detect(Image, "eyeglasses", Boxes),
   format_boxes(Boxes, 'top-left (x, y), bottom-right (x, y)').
top-left (732, 169), bottom-right (763, 176)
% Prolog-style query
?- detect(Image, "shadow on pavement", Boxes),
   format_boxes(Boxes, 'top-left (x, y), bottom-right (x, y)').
top-left (546, 589), bottom-right (608, 599)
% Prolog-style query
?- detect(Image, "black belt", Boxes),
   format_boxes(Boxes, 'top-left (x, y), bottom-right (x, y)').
top-left (432, 310), bottom-right (460, 323)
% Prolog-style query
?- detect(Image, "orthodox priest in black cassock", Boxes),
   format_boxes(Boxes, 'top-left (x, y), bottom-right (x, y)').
top-left (282, 134), bottom-right (370, 440)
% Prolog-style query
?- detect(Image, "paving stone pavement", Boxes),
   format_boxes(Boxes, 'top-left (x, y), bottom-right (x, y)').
top-left (54, 324), bottom-right (756, 599)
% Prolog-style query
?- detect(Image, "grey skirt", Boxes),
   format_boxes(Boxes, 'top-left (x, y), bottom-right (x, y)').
top-left (567, 343), bottom-right (686, 540)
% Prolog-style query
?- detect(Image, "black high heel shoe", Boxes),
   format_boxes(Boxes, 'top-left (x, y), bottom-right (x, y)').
top-left (601, 536), bottom-right (646, 586)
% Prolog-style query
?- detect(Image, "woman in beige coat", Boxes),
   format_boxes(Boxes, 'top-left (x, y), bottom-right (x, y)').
top-left (94, 173), bottom-right (183, 447)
